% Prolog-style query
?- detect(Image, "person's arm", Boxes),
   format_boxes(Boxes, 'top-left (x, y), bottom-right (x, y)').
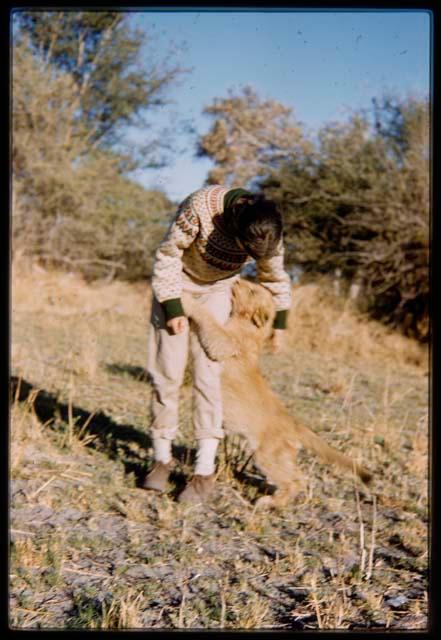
top-left (151, 193), bottom-right (200, 332)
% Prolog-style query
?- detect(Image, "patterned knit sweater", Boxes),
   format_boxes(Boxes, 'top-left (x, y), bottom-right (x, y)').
top-left (151, 185), bottom-right (292, 328)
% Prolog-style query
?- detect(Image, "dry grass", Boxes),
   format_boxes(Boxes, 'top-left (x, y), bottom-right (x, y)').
top-left (10, 257), bottom-right (429, 631)
top-left (12, 255), bottom-right (149, 319)
top-left (100, 589), bottom-right (145, 629)
top-left (287, 280), bottom-right (427, 370)
top-left (232, 593), bottom-right (270, 628)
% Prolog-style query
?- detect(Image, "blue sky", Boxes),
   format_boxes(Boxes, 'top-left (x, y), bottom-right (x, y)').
top-left (127, 9), bottom-right (431, 203)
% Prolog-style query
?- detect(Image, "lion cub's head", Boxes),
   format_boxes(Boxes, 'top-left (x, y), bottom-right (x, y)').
top-left (231, 279), bottom-right (275, 331)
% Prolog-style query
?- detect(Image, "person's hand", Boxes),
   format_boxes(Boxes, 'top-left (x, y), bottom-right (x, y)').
top-left (270, 329), bottom-right (286, 354)
top-left (166, 316), bottom-right (188, 335)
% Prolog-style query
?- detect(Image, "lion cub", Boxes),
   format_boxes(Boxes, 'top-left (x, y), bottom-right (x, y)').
top-left (182, 279), bottom-right (371, 507)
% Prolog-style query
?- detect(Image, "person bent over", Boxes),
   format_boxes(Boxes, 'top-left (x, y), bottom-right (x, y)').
top-left (144, 185), bottom-right (291, 505)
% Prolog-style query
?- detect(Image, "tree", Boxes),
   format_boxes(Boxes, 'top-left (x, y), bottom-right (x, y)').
top-left (12, 35), bottom-right (175, 280)
top-left (197, 86), bottom-right (312, 188)
top-left (371, 93), bottom-right (429, 162)
top-left (260, 95), bottom-right (429, 340)
top-left (14, 10), bottom-right (186, 167)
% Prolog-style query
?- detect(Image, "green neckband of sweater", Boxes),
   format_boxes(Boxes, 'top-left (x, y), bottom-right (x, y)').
top-left (222, 187), bottom-right (252, 213)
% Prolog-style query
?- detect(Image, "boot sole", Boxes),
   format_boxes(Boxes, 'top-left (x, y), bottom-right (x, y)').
top-left (142, 481), bottom-right (167, 492)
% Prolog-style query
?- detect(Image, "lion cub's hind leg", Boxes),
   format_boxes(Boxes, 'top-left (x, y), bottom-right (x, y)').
top-left (254, 442), bottom-right (305, 509)
top-left (255, 482), bottom-right (303, 510)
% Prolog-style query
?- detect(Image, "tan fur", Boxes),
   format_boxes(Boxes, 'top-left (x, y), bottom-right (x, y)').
top-left (182, 279), bottom-right (372, 507)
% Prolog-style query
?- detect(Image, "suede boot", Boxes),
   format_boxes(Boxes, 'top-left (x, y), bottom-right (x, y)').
top-left (142, 461), bottom-right (174, 492)
top-left (178, 474), bottom-right (216, 504)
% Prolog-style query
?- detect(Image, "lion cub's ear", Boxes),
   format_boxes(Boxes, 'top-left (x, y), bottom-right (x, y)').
top-left (251, 307), bottom-right (269, 328)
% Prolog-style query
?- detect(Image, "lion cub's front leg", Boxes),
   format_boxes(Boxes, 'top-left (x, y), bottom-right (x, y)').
top-left (181, 293), bottom-right (239, 361)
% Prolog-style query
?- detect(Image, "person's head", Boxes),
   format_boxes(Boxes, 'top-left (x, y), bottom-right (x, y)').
top-left (226, 194), bottom-right (283, 260)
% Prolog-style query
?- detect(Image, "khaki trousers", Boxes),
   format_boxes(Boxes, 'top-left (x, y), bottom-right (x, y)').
top-left (147, 272), bottom-right (238, 441)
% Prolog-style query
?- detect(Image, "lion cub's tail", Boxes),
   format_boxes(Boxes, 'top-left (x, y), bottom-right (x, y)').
top-left (292, 420), bottom-right (372, 485)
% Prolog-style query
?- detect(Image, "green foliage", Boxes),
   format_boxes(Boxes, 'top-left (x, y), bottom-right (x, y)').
top-left (197, 85), bottom-right (312, 188)
top-left (15, 11), bottom-right (183, 154)
top-left (260, 96), bottom-right (429, 340)
top-left (12, 18), bottom-right (178, 280)
top-left (198, 84), bottom-right (429, 338)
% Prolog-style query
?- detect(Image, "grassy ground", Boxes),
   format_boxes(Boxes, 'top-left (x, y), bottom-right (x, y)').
top-left (10, 258), bottom-right (429, 630)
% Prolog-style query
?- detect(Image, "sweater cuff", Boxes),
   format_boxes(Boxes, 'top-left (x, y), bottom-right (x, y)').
top-left (161, 298), bottom-right (185, 322)
top-left (273, 309), bottom-right (288, 330)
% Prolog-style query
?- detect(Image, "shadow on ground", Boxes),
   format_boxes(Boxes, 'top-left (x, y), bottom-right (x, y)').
top-left (105, 363), bottom-right (151, 383)
top-left (10, 375), bottom-right (195, 489)
top-left (10, 375), bottom-right (272, 502)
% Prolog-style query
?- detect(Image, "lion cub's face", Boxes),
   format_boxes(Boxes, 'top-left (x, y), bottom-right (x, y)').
top-left (231, 279), bottom-right (275, 329)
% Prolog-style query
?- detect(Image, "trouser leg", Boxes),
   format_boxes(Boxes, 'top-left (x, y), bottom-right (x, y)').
top-left (147, 274), bottom-right (237, 475)
top-left (182, 275), bottom-right (237, 487)
top-left (147, 295), bottom-right (189, 443)
top-left (189, 283), bottom-right (233, 441)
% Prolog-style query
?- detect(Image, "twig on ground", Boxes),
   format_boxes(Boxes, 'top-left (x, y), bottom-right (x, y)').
top-left (219, 574), bottom-right (228, 628)
top-left (30, 475), bottom-right (57, 499)
top-left (61, 567), bottom-right (109, 578)
top-left (354, 485), bottom-right (367, 575)
top-left (178, 582), bottom-right (188, 628)
top-left (229, 486), bottom-right (252, 508)
top-left (10, 529), bottom-right (36, 536)
top-left (366, 494), bottom-right (377, 581)
top-left (310, 573), bottom-right (323, 629)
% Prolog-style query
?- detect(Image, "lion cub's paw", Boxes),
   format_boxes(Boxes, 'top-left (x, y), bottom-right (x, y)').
top-left (254, 490), bottom-right (298, 510)
top-left (254, 495), bottom-right (280, 510)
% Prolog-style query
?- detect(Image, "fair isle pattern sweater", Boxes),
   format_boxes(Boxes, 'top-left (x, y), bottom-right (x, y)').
top-left (151, 185), bottom-right (292, 328)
